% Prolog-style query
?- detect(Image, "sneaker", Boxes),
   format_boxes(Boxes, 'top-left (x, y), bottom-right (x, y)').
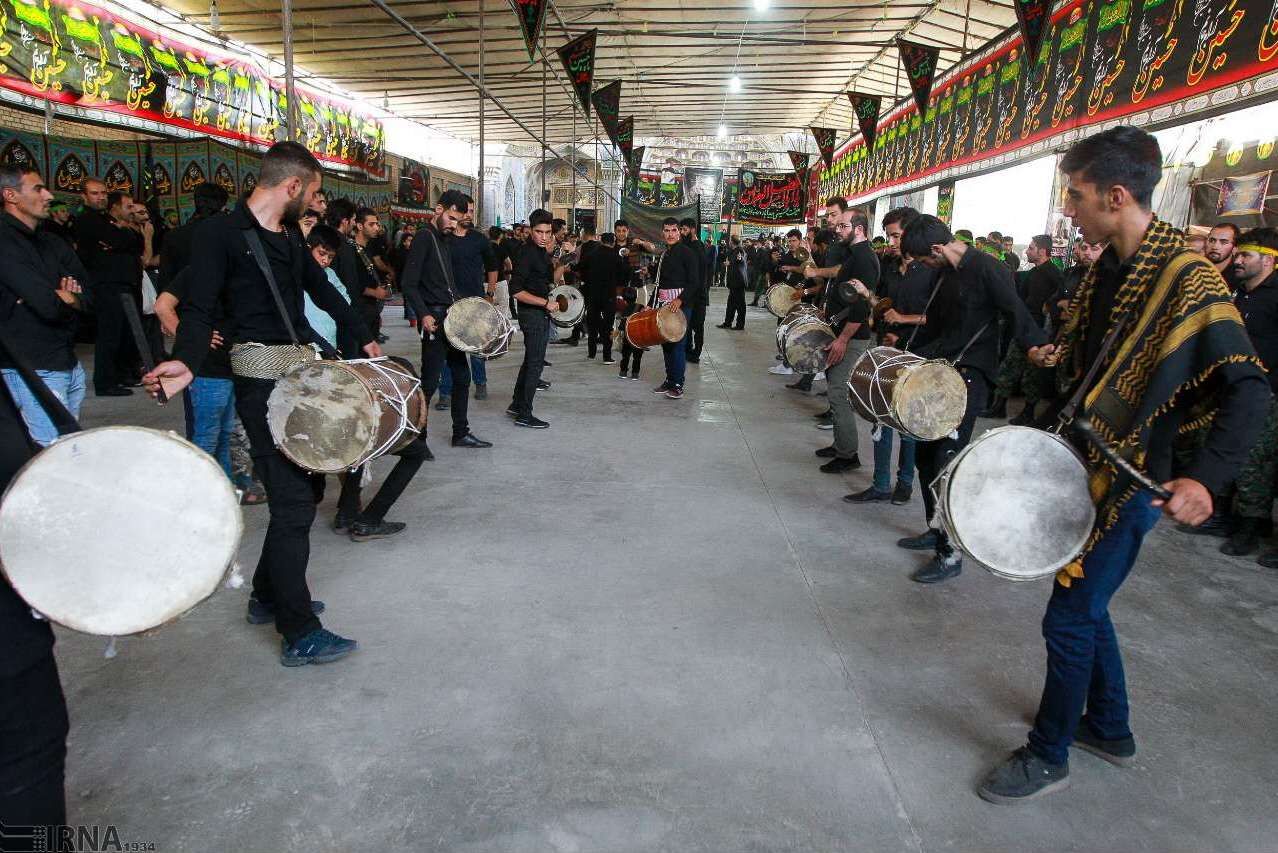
top-left (910, 554), bottom-right (962, 583)
top-left (812, 410), bottom-right (833, 419)
top-left (349, 520), bottom-right (407, 541)
top-left (246, 597), bottom-right (326, 625)
top-left (768, 364), bottom-right (795, 375)
top-left (629, 372), bottom-right (640, 381)
top-left (844, 487), bottom-right (890, 503)
top-left (665, 386), bottom-right (684, 399)
top-left (687, 358), bottom-right (700, 364)
top-left (280, 628), bottom-right (358, 667)
top-left (897, 529), bottom-right (938, 550)
top-left (1221, 518), bottom-right (1260, 557)
top-left (819, 456), bottom-right (860, 474)
top-left (603, 358), bottom-right (617, 365)
top-left (537, 380), bottom-right (551, 391)
top-left (891, 482), bottom-right (913, 505)
top-left (618, 370), bottom-right (629, 380)
top-left (514, 414), bottom-right (550, 429)
top-left (977, 747), bottom-right (1070, 805)
top-left (815, 445), bottom-right (837, 458)
top-left (1072, 721), bottom-right (1136, 767)
top-left (332, 513), bottom-right (355, 534)
top-left (506, 403), bottom-right (521, 417)
top-left (474, 384), bottom-right (488, 400)
top-left (434, 395), bottom-right (450, 411)
top-left (815, 421), bottom-right (834, 431)
top-left (542, 359), bottom-right (553, 367)
top-left (1258, 551), bottom-right (1278, 569)
top-left (652, 382), bottom-right (672, 394)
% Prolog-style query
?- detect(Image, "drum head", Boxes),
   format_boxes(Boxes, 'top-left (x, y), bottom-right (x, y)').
top-left (549, 285), bottom-right (585, 327)
top-left (268, 361), bottom-right (379, 474)
top-left (895, 361), bottom-right (969, 441)
top-left (783, 320), bottom-right (835, 373)
top-left (444, 297), bottom-right (503, 352)
top-left (765, 285), bottom-right (798, 318)
top-left (656, 306), bottom-right (688, 341)
top-left (0, 427), bottom-right (242, 635)
top-left (942, 426), bottom-right (1096, 581)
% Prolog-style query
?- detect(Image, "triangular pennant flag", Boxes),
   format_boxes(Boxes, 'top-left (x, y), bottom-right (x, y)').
top-left (556, 29), bottom-right (598, 116)
top-left (512, 0), bottom-right (550, 61)
top-left (847, 92), bottom-right (881, 150)
top-left (625, 146), bottom-right (645, 194)
top-left (591, 80), bottom-right (622, 141)
top-left (1012, 0), bottom-right (1051, 66)
top-left (616, 116), bottom-right (634, 162)
top-left (897, 38), bottom-right (940, 113)
top-left (787, 150), bottom-right (811, 192)
top-left (810, 127), bottom-right (838, 169)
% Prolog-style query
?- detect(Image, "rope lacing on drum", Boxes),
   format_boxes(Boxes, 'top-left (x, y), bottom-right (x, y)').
top-left (351, 357), bottom-right (422, 467)
top-left (848, 348), bottom-right (916, 434)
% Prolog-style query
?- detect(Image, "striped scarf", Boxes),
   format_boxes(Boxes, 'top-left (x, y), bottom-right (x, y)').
top-left (1054, 217), bottom-right (1263, 586)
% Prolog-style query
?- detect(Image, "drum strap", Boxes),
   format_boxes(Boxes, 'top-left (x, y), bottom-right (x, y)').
top-left (422, 228), bottom-right (459, 304)
top-left (1055, 308), bottom-right (1134, 432)
top-left (0, 334), bottom-right (81, 436)
top-left (242, 227), bottom-right (341, 361)
top-left (953, 321), bottom-right (991, 366)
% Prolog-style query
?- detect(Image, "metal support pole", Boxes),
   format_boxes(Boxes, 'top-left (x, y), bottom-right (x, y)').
top-left (477, 0), bottom-right (485, 225)
top-left (571, 108), bottom-right (577, 233)
top-left (541, 28), bottom-right (547, 207)
top-left (282, 0), bottom-right (298, 141)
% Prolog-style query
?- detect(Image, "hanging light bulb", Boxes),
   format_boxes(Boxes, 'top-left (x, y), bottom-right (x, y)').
top-left (729, 76), bottom-right (742, 93)
top-left (718, 124), bottom-right (728, 139)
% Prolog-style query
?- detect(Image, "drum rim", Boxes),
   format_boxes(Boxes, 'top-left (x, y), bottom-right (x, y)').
top-left (893, 359), bottom-right (967, 442)
top-left (270, 360), bottom-right (384, 474)
top-left (0, 425), bottom-right (243, 635)
top-left (764, 283), bottom-right (799, 318)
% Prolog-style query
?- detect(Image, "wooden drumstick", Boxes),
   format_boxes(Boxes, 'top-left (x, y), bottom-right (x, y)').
top-left (1072, 416), bottom-right (1172, 500)
top-left (120, 292), bottom-right (168, 404)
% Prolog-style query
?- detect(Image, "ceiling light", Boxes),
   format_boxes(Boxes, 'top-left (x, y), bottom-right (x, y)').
top-left (753, 0), bottom-right (770, 11)
top-left (729, 76), bottom-right (742, 92)
top-left (718, 124), bottom-right (727, 139)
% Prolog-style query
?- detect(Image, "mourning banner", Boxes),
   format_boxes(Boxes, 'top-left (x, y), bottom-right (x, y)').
top-left (685, 167), bottom-right (724, 223)
top-left (591, 80), bottom-right (622, 140)
top-left (616, 116), bottom-right (634, 161)
top-left (787, 151), bottom-right (811, 199)
top-left (1013, 0), bottom-right (1052, 63)
top-left (1218, 171), bottom-right (1272, 216)
top-left (848, 93), bottom-right (881, 150)
top-left (556, 30), bottom-right (597, 116)
top-left (810, 127), bottom-right (838, 168)
top-left (897, 38), bottom-right (940, 113)
top-left (620, 196), bottom-right (700, 246)
top-left (734, 169), bottom-right (805, 225)
top-left (513, 0), bottom-right (549, 60)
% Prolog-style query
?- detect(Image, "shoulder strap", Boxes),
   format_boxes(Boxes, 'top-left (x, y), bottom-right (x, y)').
top-left (423, 227), bottom-right (458, 303)
top-left (242, 226), bottom-right (300, 345)
top-left (0, 333), bottom-right (81, 436)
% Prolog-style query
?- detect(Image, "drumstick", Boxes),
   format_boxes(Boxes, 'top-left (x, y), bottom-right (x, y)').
top-left (1072, 417), bottom-right (1172, 500)
top-left (120, 292), bottom-right (168, 405)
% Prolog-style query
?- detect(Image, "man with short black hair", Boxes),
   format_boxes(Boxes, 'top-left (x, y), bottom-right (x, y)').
top-left (653, 217), bottom-right (701, 398)
top-left (679, 217), bottom-right (709, 363)
top-left (438, 200), bottom-right (500, 410)
top-left (1206, 221), bottom-right (1240, 285)
top-left (580, 231), bottom-right (627, 362)
top-left (507, 209), bottom-right (560, 427)
top-left (75, 184), bottom-right (144, 396)
top-left (718, 237), bottom-right (749, 329)
top-left (988, 234), bottom-right (1064, 424)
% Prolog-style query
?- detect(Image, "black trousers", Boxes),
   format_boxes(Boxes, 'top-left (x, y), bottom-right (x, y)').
top-left (619, 337), bottom-right (644, 373)
top-left (512, 306), bottom-right (549, 417)
top-left (0, 655), bottom-right (68, 828)
top-left (723, 287), bottom-right (746, 328)
top-left (686, 303), bottom-right (707, 360)
top-left (420, 312), bottom-right (470, 439)
top-left (234, 377), bottom-right (323, 643)
top-left (336, 436), bottom-right (429, 524)
top-left (587, 302), bottom-right (616, 359)
top-left (92, 281), bottom-right (134, 392)
top-left (916, 368), bottom-right (990, 557)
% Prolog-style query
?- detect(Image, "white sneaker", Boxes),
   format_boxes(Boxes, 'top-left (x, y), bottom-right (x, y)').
top-left (813, 371), bottom-right (826, 381)
top-left (769, 364), bottom-right (794, 375)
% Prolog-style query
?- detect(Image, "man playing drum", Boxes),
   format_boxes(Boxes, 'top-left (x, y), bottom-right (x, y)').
top-left (651, 217), bottom-right (703, 400)
top-left (977, 126), bottom-right (1269, 803)
top-left (895, 214), bottom-right (1051, 584)
top-left (145, 141), bottom-right (379, 667)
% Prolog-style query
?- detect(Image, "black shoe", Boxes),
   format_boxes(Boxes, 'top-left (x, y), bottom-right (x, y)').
top-left (897, 529), bottom-right (938, 550)
top-left (603, 358), bottom-right (616, 365)
top-left (910, 554), bottom-right (962, 583)
top-left (350, 520), bottom-right (407, 541)
top-left (844, 487), bottom-right (891, 503)
top-left (537, 380), bottom-right (551, 391)
top-left (280, 628), bottom-right (357, 667)
top-left (1072, 721), bottom-right (1136, 767)
top-left (819, 455), bottom-right (860, 474)
top-left (514, 414), bottom-right (550, 429)
top-left (474, 384), bottom-right (488, 400)
top-left (978, 747), bottom-right (1069, 805)
top-left (587, 352), bottom-right (596, 359)
top-left (375, 334), bottom-right (389, 344)
top-left (506, 403), bottom-right (521, 417)
top-left (1176, 510), bottom-right (1230, 537)
top-left (246, 597), bottom-right (326, 625)
top-left (451, 433), bottom-right (493, 448)
top-left (716, 323), bottom-right (731, 329)
top-left (891, 482), bottom-right (913, 505)
top-left (652, 382), bottom-right (672, 394)
top-left (1221, 518), bottom-right (1260, 557)
top-left (981, 396), bottom-right (1008, 419)
top-left (1258, 550), bottom-right (1278, 569)
top-left (332, 514), bottom-right (355, 534)
top-left (812, 409), bottom-right (833, 419)
top-left (733, 325), bottom-right (745, 331)
top-left (421, 441), bottom-right (434, 461)
top-left (630, 372), bottom-right (640, 381)
top-left (786, 379), bottom-right (813, 392)
top-left (687, 357), bottom-right (700, 364)
top-left (1009, 407), bottom-right (1036, 427)
top-left (542, 359), bottom-right (553, 367)
top-left (815, 445), bottom-right (837, 458)
top-left (434, 394), bottom-right (451, 411)
top-left (96, 386), bottom-right (133, 397)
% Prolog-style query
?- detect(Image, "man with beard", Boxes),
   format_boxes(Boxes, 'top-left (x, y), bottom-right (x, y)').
top-left (988, 234), bottom-right (1064, 425)
top-left (76, 184), bottom-right (145, 396)
top-left (1205, 222), bottom-right (1239, 287)
top-left (680, 217), bottom-right (709, 363)
top-left (1048, 238), bottom-right (1105, 335)
top-left (652, 217), bottom-right (702, 399)
top-left (144, 142), bottom-right (378, 667)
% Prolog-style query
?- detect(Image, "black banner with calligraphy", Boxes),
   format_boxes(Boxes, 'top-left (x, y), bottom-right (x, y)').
top-left (810, 127), bottom-right (838, 168)
top-left (625, 145), bottom-right (645, 195)
top-left (685, 167), bottom-right (724, 223)
top-left (591, 80), bottom-right (621, 140)
top-left (787, 150), bottom-right (811, 193)
top-left (735, 169), bottom-right (805, 225)
top-left (897, 39), bottom-right (940, 113)
top-left (814, 0), bottom-right (1278, 207)
top-left (513, 0), bottom-right (549, 60)
top-left (616, 116), bottom-right (634, 161)
top-left (848, 93), bottom-right (881, 150)
top-left (1013, 0), bottom-right (1052, 63)
top-left (556, 30), bottom-right (597, 116)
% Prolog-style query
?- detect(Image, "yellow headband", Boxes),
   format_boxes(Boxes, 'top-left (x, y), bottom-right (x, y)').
top-left (1236, 244), bottom-right (1278, 257)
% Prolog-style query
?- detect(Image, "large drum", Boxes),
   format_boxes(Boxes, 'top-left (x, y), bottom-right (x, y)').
top-left (764, 283), bottom-right (800, 318)
top-left (847, 346), bottom-right (968, 441)
top-left (933, 426), bottom-right (1096, 581)
top-left (268, 357), bottom-right (427, 474)
top-left (549, 284), bottom-right (585, 328)
top-left (626, 304), bottom-right (687, 350)
top-left (444, 296), bottom-right (514, 360)
top-left (776, 310), bottom-right (835, 373)
top-left (0, 426), bottom-right (242, 635)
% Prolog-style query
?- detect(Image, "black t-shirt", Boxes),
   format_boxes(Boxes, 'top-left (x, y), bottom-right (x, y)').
top-left (74, 209), bottom-right (142, 287)
top-left (1235, 271), bottom-right (1278, 392)
top-left (1022, 261), bottom-right (1065, 327)
top-left (830, 240), bottom-right (880, 339)
top-left (446, 228), bottom-right (495, 298)
top-left (163, 267), bottom-right (232, 379)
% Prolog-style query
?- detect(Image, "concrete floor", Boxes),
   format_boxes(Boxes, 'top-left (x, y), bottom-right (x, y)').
top-left (53, 291), bottom-right (1278, 852)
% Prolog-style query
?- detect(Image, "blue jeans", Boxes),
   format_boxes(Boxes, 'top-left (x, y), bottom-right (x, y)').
top-left (1, 364), bottom-right (85, 447)
top-left (871, 427), bottom-right (915, 493)
top-left (439, 355), bottom-right (486, 395)
top-left (661, 306), bottom-right (693, 388)
top-left (182, 377), bottom-right (239, 484)
top-left (1027, 493), bottom-right (1162, 765)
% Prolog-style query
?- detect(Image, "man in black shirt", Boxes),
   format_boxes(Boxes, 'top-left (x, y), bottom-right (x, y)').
top-left (897, 215), bottom-right (1050, 585)
top-left (76, 187), bottom-right (143, 396)
top-left (979, 126), bottom-right (1269, 805)
top-left (680, 217), bottom-right (709, 364)
top-left (439, 212), bottom-right (499, 405)
top-left (145, 141), bottom-right (377, 667)
top-left (41, 199), bottom-right (74, 245)
top-left (653, 217), bottom-right (702, 399)
top-left (0, 166), bottom-right (93, 447)
top-left (1001, 235), bottom-right (1021, 272)
top-left (1204, 221), bottom-right (1239, 285)
top-left (506, 209), bottom-right (560, 427)
top-left (580, 232), bottom-right (627, 362)
top-left (717, 237), bottom-right (749, 329)
top-left (1048, 238), bottom-right (1103, 333)
top-left (990, 234), bottom-right (1065, 424)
